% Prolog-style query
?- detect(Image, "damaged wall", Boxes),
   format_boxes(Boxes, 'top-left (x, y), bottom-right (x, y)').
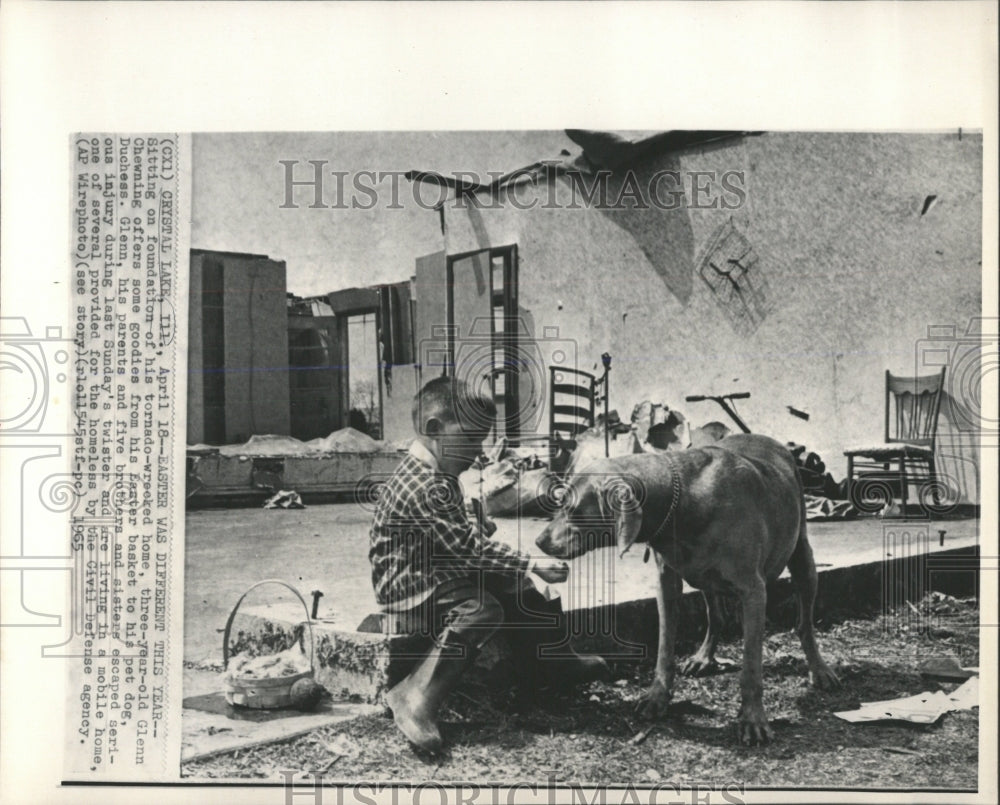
top-left (439, 132), bottom-right (982, 498)
top-left (188, 250), bottom-right (292, 445)
top-left (380, 364), bottom-right (420, 447)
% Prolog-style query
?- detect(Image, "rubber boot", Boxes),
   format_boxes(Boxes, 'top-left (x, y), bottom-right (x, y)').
top-left (538, 643), bottom-right (611, 688)
top-left (384, 631), bottom-right (476, 752)
top-left (507, 601), bottom-right (611, 693)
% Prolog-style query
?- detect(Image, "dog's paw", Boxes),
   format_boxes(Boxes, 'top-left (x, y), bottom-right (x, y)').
top-left (634, 682), bottom-right (671, 719)
top-left (809, 663), bottom-right (841, 690)
top-left (736, 712), bottom-right (773, 746)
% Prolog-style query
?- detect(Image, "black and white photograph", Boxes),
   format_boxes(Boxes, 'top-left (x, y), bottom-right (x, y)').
top-left (0, 2), bottom-right (996, 804)
top-left (179, 129), bottom-right (985, 790)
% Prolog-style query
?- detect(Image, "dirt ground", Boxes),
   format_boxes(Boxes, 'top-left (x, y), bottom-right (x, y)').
top-left (182, 592), bottom-right (980, 790)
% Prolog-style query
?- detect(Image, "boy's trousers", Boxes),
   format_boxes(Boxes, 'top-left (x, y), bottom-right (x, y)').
top-left (383, 573), bottom-right (571, 666)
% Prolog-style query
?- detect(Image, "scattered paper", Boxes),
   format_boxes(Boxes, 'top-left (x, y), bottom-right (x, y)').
top-left (835, 677), bottom-right (978, 724)
top-left (946, 676), bottom-right (979, 711)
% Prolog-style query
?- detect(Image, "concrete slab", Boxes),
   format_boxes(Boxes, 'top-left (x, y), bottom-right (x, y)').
top-left (214, 545), bottom-right (978, 703)
top-left (185, 506), bottom-right (977, 650)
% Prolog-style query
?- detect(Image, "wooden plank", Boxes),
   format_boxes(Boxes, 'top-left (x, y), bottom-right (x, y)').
top-left (552, 404), bottom-right (593, 421)
top-left (551, 383), bottom-right (594, 398)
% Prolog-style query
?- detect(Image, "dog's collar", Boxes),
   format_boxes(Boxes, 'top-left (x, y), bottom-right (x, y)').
top-left (643, 450), bottom-right (682, 563)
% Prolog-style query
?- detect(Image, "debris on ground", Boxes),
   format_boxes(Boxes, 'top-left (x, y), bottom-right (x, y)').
top-left (459, 437), bottom-right (554, 518)
top-left (626, 725), bottom-right (656, 746)
top-left (883, 746), bottom-right (924, 757)
top-left (183, 593), bottom-right (979, 788)
top-left (803, 494), bottom-right (858, 520)
top-left (325, 732), bottom-right (361, 759)
top-left (307, 427), bottom-right (382, 454)
top-left (263, 490), bottom-right (305, 509)
top-left (917, 591), bottom-right (972, 617)
top-left (919, 656), bottom-right (976, 681)
top-left (565, 418), bottom-right (642, 474)
top-left (631, 401), bottom-right (686, 450)
top-left (190, 427), bottom-right (392, 458)
top-left (834, 676), bottom-right (978, 724)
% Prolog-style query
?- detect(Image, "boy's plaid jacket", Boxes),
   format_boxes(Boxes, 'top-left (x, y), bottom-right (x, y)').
top-left (369, 445), bottom-right (530, 609)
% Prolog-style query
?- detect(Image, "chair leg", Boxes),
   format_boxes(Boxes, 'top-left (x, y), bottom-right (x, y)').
top-left (899, 458), bottom-right (908, 514)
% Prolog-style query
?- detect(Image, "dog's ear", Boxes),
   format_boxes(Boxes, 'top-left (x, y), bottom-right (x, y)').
top-left (598, 476), bottom-right (644, 558)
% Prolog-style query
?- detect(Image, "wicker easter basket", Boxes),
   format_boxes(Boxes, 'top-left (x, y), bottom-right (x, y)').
top-left (222, 579), bottom-right (316, 709)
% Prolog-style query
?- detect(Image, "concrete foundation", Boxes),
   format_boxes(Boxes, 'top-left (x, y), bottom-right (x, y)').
top-left (224, 544), bottom-right (978, 704)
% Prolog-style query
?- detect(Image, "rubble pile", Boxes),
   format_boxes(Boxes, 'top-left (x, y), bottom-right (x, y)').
top-left (188, 427), bottom-right (401, 457)
top-left (564, 411), bottom-right (642, 475)
top-left (630, 401), bottom-right (687, 451)
top-left (786, 442), bottom-right (848, 500)
top-left (459, 398), bottom-right (860, 523)
top-left (460, 439), bottom-right (553, 518)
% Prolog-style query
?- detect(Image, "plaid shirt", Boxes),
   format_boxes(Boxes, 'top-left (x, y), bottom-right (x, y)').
top-left (369, 442), bottom-right (531, 610)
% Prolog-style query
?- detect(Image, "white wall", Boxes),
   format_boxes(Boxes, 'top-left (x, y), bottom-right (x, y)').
top-left (440, 133), bottom-right (982, 497)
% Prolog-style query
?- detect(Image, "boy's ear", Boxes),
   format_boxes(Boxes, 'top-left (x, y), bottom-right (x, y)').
top-left (597, 476), bottom-right (644, 558)
top-left (423, 416), bottom-right (444, 438)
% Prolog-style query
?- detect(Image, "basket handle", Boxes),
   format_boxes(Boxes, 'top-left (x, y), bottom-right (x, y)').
top-left (222, 579), bottom-right (315, 672)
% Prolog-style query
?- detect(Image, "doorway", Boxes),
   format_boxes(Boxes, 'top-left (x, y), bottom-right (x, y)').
top-left (287, 316), bottom-right (340, 441)
top-left (346, 311), bottom-right (383, 439)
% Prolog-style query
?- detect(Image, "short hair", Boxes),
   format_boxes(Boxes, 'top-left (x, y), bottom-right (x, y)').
top-left (412, 375), bottom-right (496, 435)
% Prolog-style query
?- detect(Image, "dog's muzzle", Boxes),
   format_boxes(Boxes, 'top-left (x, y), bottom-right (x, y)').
top-left (536, 521), bottom-right (586, 560)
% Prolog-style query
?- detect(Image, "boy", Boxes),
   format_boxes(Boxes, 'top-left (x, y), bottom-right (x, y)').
top-left (370, 376), bottom-right (608, 752)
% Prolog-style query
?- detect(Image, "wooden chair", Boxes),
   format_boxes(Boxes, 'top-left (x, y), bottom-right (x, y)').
top-left (549, 366), bottom-right (598, 450)
top-left (844, 368), bottom-right (946, 513)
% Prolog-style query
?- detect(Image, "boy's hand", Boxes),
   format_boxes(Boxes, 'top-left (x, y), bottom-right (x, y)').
top-left (529, 556), bottom-right (570, 583)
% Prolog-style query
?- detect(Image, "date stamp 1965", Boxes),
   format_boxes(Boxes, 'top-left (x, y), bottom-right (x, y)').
top-left (62, 134), bottom-right (184, 777)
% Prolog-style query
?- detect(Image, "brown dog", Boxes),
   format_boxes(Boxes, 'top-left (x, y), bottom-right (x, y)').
top-left (535, 433), bottom-right (840, 744)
